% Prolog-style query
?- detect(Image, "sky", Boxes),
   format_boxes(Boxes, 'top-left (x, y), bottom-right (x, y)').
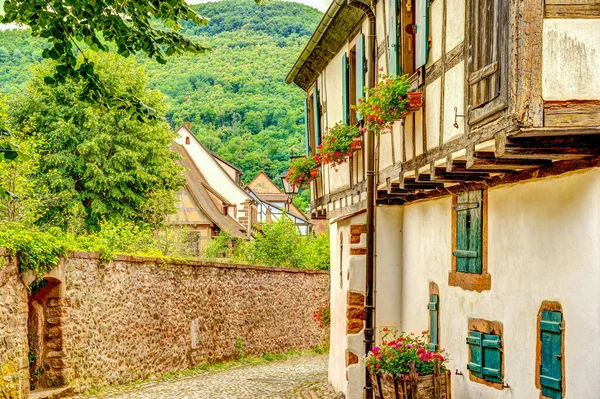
top-left (188, 0), bottom-right (329, 12)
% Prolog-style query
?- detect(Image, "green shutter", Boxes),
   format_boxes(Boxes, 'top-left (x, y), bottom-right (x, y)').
top-left (428, 294), bottom-right (439, 351)
top-left (388, 0), bottom-right (399, 76)
top-left (482, 334), bottom-right (502, 383)
top-left (342, 53), bottom-right (350, 125)
top-left (356, 34), bottom-right (365, 122)
top-left (304, 98), bottom-right (310, 156)
top-left (541, 311), bottom-right (563, 399)
top-left (414, 0), bottom-right (429, 68)
top-left (453, 190), bottom-right (483, 274)
top-left (466, 331), bottom-right (483, 378)
top-left (312, 86), bottom-right (321, 146)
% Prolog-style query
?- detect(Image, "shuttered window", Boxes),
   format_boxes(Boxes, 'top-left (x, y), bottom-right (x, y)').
top-left (304, 98), bottom-right (311, 156)
top-left (342, 53), bottom-right (350, 125)
top-left (428, 294), bottom-right (439, 351)
top-left (387, 0), bottom-right (399, 76)
top-left (453, 190), bottom-right (483, 274)
top-left (468, 0), bottom-right (507, 122)
top-left (356, 34), bottom-right (365, 121)
top-left (388, 0), bottom-right (429, 76)
top-left (540, 311), bottom-right (563, 399)
top-left (467, 331), bottom-right (502, 383)
top-left (312, 86), bottom-right (321, 146)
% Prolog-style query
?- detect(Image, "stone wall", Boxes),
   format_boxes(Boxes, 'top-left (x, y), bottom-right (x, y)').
top-left (0, 250), bottom-right (29, 399)
top-left (0, 252), bottom-right (330, 395)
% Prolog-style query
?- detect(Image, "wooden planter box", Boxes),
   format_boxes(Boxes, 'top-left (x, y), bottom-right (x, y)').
top-left (371, 365), bottom-right (451, 399)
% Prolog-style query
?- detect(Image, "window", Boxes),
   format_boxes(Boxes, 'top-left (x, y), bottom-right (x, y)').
top-left (185, 136), bottom-right (190, 145)
top-left (388, 0), bottom-right (429, 77)
top-left (343, 35), bottom-right (365, 125)
top-left (467, 0), bottom-right (508, 124)
top-left (304, 86), bottom-right (321, 155)
top-left (537, 302), bottom-right (564, 399)
top-left (449, 189), bottom-right (490, 291)
top-left (427, 293), bottom-right (439, 351)
top-left (466, 319), bottom-right (504, 389)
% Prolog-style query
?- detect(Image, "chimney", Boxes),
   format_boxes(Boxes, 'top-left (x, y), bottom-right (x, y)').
top-left (185, 122), bottom-right (191, 130)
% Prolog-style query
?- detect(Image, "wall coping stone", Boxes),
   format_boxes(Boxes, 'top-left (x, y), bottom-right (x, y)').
top-left (66, 251), bottom-right (330, 275)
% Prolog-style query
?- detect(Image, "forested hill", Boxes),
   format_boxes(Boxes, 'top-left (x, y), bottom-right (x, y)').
top-left (0, 0), bottom-right (322, 185)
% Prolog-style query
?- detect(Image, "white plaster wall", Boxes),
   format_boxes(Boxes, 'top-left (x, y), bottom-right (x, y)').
top-left (428, 0), bottom-right (444, 65)
top-left (398, 168), bottom-right (600, 398)
top-left (443, 61), bottom-right (465, 143)
top-left (328, 221), bottom-right (347, 394)
top-left (175, 128), bottom-right (250, 206)
top-left (445, 0), bottom-right (465, 51)
top-left (375, 206), bottom-right (404, 336)
top-left (425, 78), bottom-right (441, 151)
top-left (326, 52), bottom-right (344, 126)
top-left (379, 131), bottom-right (395, 169)
top-left (543, 19), bottom-right (600, 101)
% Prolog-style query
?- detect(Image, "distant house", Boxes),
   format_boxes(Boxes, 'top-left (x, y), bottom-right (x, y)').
top-left (172, 123), bottom-right (258, 241)
top-left (246, 172), bottom-right (312, 235)
top-left (169, 143), bottom-right (247, 253)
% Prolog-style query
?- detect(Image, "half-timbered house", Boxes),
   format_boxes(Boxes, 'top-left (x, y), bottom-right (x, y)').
top-left (287, 0), bottom-right (600, 398)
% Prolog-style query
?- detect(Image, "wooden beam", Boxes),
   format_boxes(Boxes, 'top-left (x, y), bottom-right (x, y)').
top-left (458, 157), bottom-right (550, 171)
top-left (514, 126), bottom-right (600, 138)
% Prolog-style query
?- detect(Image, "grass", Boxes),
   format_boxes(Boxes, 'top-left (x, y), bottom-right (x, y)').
top-left (78, 344), bottom-right (329, 398)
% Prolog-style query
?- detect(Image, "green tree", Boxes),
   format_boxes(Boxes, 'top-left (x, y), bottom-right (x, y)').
top-left (8, 52), bottom-right (184, 231)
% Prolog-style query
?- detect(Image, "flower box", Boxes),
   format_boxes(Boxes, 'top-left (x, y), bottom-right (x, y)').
top-left (286, 156), bottom-right (319, 189)
top-left (371, 362), bottom-right (451, 399)
top-left (350, 136), bottom-right (362, 152)
top-left (309, 168), bottom-right (319, 178)
top-left (317, 122), bottom-right (361, 166)
top-left (406, 91), bottom-right (423, 111)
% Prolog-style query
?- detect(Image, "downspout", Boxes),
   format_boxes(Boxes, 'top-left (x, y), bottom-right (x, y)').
top-left (347, 1), bottom-right (376, 397)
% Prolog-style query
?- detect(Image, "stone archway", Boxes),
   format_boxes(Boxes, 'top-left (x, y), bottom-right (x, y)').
top-left (27, 277), bottom-right (65, 391)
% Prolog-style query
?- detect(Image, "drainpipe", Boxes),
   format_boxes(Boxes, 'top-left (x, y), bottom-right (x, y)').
top-left (347, 1), bottom-right (376, 397)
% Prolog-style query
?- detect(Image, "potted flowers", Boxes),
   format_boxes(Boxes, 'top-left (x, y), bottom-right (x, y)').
top-left (366, 329), bottom-right (451, 399)
top-left (316, 122), bottom-right (361, 167)
top-left (286, 156), bottom-right (319, 189)
top-left (355, 73), bottom-right (422, 135)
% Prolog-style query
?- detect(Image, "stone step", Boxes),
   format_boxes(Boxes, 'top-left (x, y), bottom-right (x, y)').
top-left (29, 386), bottom-right (74, 399)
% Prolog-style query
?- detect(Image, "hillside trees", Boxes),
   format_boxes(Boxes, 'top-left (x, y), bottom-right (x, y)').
top-left (8, 52), bottom-right (183, 231)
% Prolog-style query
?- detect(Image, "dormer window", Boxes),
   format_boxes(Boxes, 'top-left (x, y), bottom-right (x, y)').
top-left (222, 204), bottom-right (228, 216)
top-left (185, 137), bottom-right (191, 145)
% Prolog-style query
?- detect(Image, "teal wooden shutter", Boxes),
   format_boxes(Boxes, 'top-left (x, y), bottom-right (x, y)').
top-left (453, 190), bottom-right (483, 274)
top-left (428, 294), bottom-right (439, 351)
top-left (312, 86), bottom-right (321, 146)
top-left (356, 34), bottom-right (365, 122)
top-left (466, 331), bottom-right (483, 378)
top-left (304, 98), bottom-right (310, 156)
top-left (414, 0), bottom-right (429, 69)
top-left (387, 0), bottom-right (399, 76)
top-left (342, 53), bottom-right (350, 125)
top-left (540, 311), bottom-right (563, 399)
top-left (482, 334), bottom-right (502, 383)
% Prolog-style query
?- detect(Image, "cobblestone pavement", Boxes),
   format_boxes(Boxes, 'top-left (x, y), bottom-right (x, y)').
top-left (78, 355), bottom-right (340, 399)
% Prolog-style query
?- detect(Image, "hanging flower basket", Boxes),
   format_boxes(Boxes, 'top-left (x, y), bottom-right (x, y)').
top-left (354, 73), bottom-right (411, 135)
top-left (407, 91), bottom-right (423, 111)
top-left (351, 136), bottom-right (362, 152)
top-left (366, 329), bottom-right (451, 399)
top-left (316, 122), bottom-right (361, 167)
top-left (286, 156), bottom-right (319, 189)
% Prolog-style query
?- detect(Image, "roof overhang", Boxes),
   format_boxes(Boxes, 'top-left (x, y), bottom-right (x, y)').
top-left (285, 0), bottom-right (365, 91)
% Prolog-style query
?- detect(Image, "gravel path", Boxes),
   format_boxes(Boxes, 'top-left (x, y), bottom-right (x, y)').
top-left (77, 354), bottom-right (339, 399)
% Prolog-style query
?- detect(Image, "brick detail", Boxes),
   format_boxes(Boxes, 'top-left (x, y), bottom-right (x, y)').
top-left (346, 291), bottom-right (365, 334)
top-left (350, 234), bottom-right (361, 244)
top-left (350, 248), bottom-right (367, 255)
top-left (346, 352), bottom-right (359, 366)
top-left (350, 225), bottom-right (367, 235)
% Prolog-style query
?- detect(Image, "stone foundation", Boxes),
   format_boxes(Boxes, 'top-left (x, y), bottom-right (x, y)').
top-left (0, 252), bottom-right (330, 396)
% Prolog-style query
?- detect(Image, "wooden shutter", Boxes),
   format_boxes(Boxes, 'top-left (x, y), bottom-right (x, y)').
top-left (414, 0), bottom-right (429, 69)
top-left (356, 34), bottom-right (366, 122)
top-left (312, 86), bottom-right (321, 146)
top-left (482, 334), bottom-right (502, 383)
top-left (342, 53), bottom-right (350, 125)
top-left (388, 0), bottom-right (399, 76)
top-left (466, 331), bottom-right (483, 377)
top-left (428, 294), bottom-right (439, 351)
top-left (468, 0), bottom-right (502, 110)
top-left (540, 311), bottom-right (563, 399)
top-left (453, 190), bottom-right (483, 274)
top-left (304, 98), bottom-right (310, 156)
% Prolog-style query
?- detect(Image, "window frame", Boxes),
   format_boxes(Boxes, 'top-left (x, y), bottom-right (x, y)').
top-left (536, 301), bottom-right (565, 399)
top-left (307, 87), bottom-right (316, 155)
top-left (466, 318), bottom-right (504, 390)
top-left (448, 189), bottom-right (491, 292)
top-left (428, 282), bottom-right (440, 351)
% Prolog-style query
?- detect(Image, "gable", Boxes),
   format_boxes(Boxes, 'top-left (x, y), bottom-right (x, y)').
top-left (247, 172), bottom-right (283, 195)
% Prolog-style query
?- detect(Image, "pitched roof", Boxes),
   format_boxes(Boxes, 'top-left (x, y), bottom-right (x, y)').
top-left (172, 143), bottom-right (247, 237)
top-left (247, 172), bottom-right (284, 195)
top-left (211, 151), bottom-right (243, 174)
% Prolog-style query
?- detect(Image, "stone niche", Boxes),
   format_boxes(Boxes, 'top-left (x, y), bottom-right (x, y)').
top-left (27, 278), bottom-right (65, 391)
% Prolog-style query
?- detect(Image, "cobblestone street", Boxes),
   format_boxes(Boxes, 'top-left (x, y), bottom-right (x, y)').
top-left (78, 355), bottom-right (338, 399)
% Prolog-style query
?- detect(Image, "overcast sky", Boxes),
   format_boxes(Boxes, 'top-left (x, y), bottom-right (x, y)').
top-left (188, 0), bottom-right (329, 12)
